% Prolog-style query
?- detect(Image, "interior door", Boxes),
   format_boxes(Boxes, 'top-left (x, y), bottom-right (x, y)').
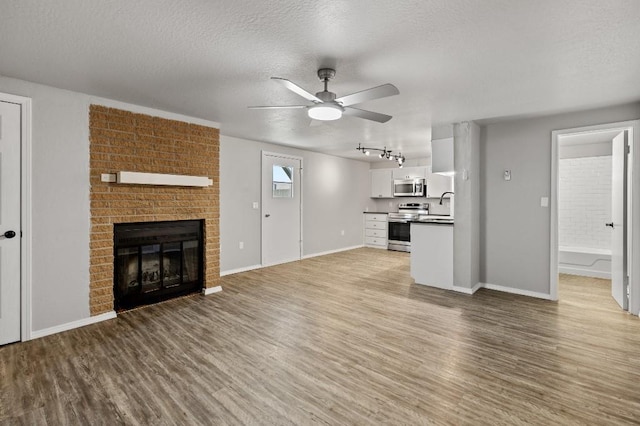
top-left (610, 131), bottom-right (628, 310)
top-left (0, 101), bottom-right (22, 345)
top-left (261, 153), bottom-right (302, 266)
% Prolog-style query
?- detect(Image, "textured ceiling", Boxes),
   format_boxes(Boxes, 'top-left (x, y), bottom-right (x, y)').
top-left (1, 0), bottom-right (639, 160)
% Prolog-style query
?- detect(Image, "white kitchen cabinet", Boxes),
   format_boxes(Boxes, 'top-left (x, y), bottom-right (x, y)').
top-left (411, 222), bottom-right (453, 289)
top-left (392, 166), bottom-right (427, 180)
top-left (364, 213), bottom-right (388, 249)
top-left (370, 169), bottom-right (393, 198)
top-left (426, 172), bottom-right (453, 199)
top-left (431, 137), bottom-right (454, 174)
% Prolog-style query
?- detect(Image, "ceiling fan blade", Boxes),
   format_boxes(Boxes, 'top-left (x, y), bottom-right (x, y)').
top-left (272, 77), bottom-right (323, 103)
top-left (335, 83), bottom-right (399, 107)
top-left (248, 105), bottom-right (308, 109)
top-left (343, 107), bottom-right (393, 123)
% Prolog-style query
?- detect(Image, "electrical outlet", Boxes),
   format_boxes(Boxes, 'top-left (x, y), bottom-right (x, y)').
top-left (504, 169), bottom-right (511, 181)
top-left (239, 241), bottom-right (244, 249)
top-left (341, 230), bottom-right (345, 236)
top-left (252, 202), bottom-right (259, 209)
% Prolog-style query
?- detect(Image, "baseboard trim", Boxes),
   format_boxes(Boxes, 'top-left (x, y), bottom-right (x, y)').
top-left (558, 267), bottom-right (611, 280)
top-left (220, 264), bottom-right (262, 276)
top-left (202, 285), bottom-right (223, 296)
top-left (452, 282), bottom-right (483, 295)
top-left (302, 245), bottom-right (365, 259)
top-left (480, 283), bottom-right (553, 300)
top-left (30, 311), bottom-right (117, 340)
top-left (221, 246), bottom-right (365, 277)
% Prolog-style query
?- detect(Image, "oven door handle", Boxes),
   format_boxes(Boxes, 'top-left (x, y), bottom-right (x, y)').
top-left (389, 220), bottom-right (410, 223)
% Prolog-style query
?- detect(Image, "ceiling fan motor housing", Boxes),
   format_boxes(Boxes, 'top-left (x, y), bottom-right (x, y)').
top-left (316, 91), bottom-right (337, 102)
top-left (317, 68), bottom-right (336, 81)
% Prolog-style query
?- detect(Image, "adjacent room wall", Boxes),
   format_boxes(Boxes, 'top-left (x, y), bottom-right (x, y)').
top-left (0, 76), bottom-right (219, 333)
top-left (559, 154), bottom-right (612, 250)
top-left (220, 135), bottom-right (374, 273)
top-left (480, 102), bottom-right (640, 296)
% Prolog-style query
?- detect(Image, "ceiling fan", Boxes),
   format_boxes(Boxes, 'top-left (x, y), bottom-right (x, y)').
top-left (249, 68), bottom-right (399, 123)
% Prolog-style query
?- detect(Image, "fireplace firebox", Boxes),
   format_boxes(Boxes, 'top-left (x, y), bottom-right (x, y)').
top-left (114, 220), bottom-right (203, 310)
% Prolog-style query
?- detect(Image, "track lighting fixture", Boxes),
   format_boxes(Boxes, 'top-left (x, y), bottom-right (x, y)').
top-left (356, 143), bottom-right (405, 168)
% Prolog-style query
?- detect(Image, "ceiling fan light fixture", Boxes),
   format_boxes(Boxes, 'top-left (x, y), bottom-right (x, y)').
top-left (308, 104), bottom-right (343, 121)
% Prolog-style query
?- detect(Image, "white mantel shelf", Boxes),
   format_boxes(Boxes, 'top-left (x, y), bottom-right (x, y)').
top-left (101, 171), bottom-right (213, 187)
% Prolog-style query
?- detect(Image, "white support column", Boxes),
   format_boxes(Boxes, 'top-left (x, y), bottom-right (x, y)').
top-left (453, 121), bottom-right (481, 290)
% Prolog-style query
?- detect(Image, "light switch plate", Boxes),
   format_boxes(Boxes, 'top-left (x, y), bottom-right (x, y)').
top-left (540, 197), bottom-right (549, 207)
top-left (252, 202), bottom-right (259, 209)
top-left (504, 170), bottom-right (511, 181)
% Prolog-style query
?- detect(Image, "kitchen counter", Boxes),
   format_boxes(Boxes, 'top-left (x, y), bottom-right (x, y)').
top-left (411, 219), bottom-right (454, 225)
top-left (410, 221), bottom-right (453, 289)
top-left (413, 214), bottom-right (453, 224)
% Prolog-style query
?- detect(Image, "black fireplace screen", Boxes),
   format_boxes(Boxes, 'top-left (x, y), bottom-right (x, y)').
top-left (114, 220), bottom-right (203, 310)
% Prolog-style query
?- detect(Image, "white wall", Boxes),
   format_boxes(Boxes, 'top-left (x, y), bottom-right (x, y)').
top-left (559, 156), bottom-right (612, 250)
top-left (220, 135), bottom-right (373, 273)
top-left (480, 102), bottom-right (640, 295)
top-left (0, 76), bottom-right (218, 333)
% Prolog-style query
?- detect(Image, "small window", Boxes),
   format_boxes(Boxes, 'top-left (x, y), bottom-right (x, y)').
top-left (273, 165), bottom-right (293, 198)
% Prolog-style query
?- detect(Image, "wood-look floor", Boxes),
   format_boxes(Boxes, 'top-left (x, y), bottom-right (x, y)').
top-left (2, 248), bottom-right (640, 425)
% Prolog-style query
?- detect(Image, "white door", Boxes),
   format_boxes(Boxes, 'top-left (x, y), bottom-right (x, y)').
top-left (610, 131), bottom-right (628, 310)
top-left (0, 101), bottom-right (22, 345)
top-left (262, 153), bottom-right (302, 266)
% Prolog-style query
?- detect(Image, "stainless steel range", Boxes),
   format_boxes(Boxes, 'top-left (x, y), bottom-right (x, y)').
top-left (387, 202), bottom-right (430, 252)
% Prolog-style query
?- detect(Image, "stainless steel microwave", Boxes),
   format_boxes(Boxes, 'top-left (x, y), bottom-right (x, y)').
top-left (393, 178), bottom-right (426, 197)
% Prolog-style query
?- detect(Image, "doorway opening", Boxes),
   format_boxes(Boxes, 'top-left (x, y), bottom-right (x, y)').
top-left (551, 120), bottom-right (638, 315)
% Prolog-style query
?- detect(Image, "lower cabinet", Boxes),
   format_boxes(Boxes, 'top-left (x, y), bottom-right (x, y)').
top-left (364, 213), bottom-right (388, 249)
top-left (410, 222), bottom-right (453, 289)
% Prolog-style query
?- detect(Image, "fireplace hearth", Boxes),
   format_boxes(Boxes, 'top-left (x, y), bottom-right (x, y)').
top-left (114, 220), bottom-right (203, 310)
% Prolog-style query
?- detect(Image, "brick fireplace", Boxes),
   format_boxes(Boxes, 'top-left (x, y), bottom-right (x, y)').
top-left (89, 105), bottom-right (220, 315)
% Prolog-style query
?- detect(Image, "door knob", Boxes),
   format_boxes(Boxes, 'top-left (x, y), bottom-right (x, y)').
top-left (605, 222), bottom-right (614, 228)
top-left (3, 230), bottom-right (16, 238)
top-left (265, 214), bottom-right (271, 218)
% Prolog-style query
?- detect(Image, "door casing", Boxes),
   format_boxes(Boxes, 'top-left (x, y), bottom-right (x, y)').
top-left (261, 151), bottom-right (303, 266)
top-left (550, 120), bottom-right (639, 315)
top-left (0, 92), bottom-right (32, 342)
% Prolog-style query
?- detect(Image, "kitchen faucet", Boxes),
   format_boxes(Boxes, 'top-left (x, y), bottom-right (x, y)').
top-left (439, 191), bottom-right (454, 205)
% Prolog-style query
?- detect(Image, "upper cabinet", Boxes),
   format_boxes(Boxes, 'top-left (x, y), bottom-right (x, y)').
top-left (392, 166), bottom-right (427, 180)
top-left (426, 173), bottom-right (453, 199)
top-left (431, 137), bottom-right (454, 174)
top-left (370, 169), bottom-right (393, 198)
